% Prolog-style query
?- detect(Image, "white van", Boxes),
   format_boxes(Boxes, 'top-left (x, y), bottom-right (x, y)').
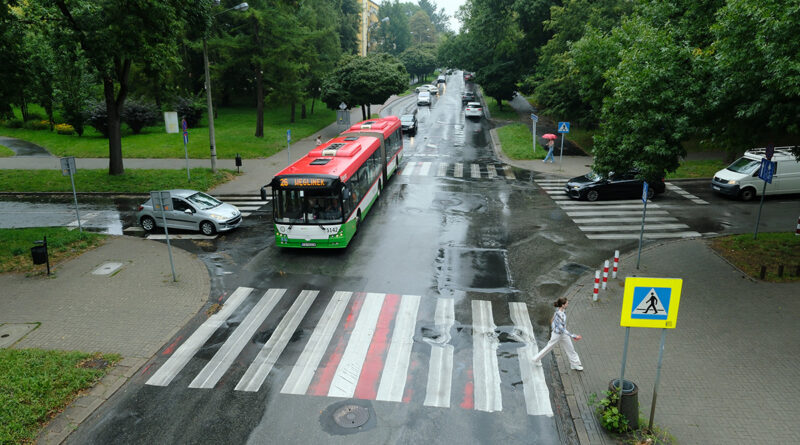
top-left (711, 146), bottom-right (800, 200)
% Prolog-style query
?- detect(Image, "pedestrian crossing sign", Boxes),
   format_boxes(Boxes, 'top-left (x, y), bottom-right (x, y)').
top-left (557, 122), bottom-right (570, 133)
top-left (620, 277), bottom-right (682, 328)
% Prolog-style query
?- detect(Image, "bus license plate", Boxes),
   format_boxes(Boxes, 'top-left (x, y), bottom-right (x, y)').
top-left (301, 242), bottom-right (316, 247)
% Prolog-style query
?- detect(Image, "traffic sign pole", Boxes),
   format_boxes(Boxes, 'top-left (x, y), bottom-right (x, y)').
top-left (182, 119), bottom-right (190, 181)
top-left (648, 328), bottom-right (668, 432)
top-left (531, 113), bottom-right (538, 154)
top-left (636, 193), bottom-right (648, 269)
top-left (287, 129), bottom-right (291, 165)
top-left (753, 157), bottom-right (776, 240)
top-left (617, 326), bottom-right (631, 411)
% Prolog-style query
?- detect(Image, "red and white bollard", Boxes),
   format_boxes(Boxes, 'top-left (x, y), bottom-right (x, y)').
top-left (796, 216), bottom-right (800, 236)
top-left (593, 270), bottom-right (601, 301)
top-left (612, 250), bottom-right (620, 279)
top-left (602, 260), bottom-right (609, 289)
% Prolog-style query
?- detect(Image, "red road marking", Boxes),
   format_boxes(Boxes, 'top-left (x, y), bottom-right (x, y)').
top-left (162, 336), bottom-right (183, 355)
top-left (354, 293), bottom-right (400, 399)
top-left (307, 292), bottom-right (365, 396)
top-left (402, 357), bottom-right (420, 403)
top-left (461, 369), bottom-right (474, 410)
top-left (140, 363), bottom-right (152, 376)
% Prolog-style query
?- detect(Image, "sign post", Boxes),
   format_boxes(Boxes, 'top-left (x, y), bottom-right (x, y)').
top-left (557, 121), bottom-right (570, 168)
top-left (636, 181), bottom-right (649, 269)
top-left (182, 119), bottom-right (191, 181)
top-left (619, 277), bottom-right (683, 431)
top-left (337, 102), bottom-right (350, 129)
top-left (531, 113), bottom-right (538, 153)
top-left (287, 129), bottom-right (292, 165)
top-left (150, 190), bottom-right (177, 282)
top-left (754, 146), bottom-right (776, 240)
top-left (60, 156), bottom-right (82, 232)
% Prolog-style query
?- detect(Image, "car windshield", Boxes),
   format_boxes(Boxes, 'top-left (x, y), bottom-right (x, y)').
top-left (274, 189), bottom-right (343, 224)
top-left (585, 171), bottom-right (602, 181)
top-left (186, 192), bottom-right (222, 210)
top-left (400, 115), bottom-right (414, 123)
top-left (726, 157), bottom-right (760, 174)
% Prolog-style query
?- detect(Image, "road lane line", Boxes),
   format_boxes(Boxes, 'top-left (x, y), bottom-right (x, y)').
top-left (189, 288), bottom-right (285, 389)
top-left (327, 293), bottom-right (386, 398)
top-left (146, 287), bottom-right (254, 387)
top-left (454, 163), bottom-right (464, 178)
top-left (472, 300), bottom-right (502, 413)
top-left (281, 291), bottom-right (353, 395)
top-left (418, 162), bottom-right (432, 176)
top-left (509, 302), bottom-right (553, 417)
top-left (437, 162), bottom-right (448, 176)
top-left (423, 298), bottom-right (455, 408)
top-left (235, 290), bottom-right (319, 392)
top-left (375, 294), bottom-right (421, 402)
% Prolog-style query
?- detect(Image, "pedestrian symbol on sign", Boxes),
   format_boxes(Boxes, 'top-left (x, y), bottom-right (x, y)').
top-left (631, 287), bottom-right (670, 320)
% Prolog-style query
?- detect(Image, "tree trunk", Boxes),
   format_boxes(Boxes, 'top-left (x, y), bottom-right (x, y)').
top-left (368, 104), bottom-right (372, 118)
top-left (361, 104), bottom-right (367, 121)
top-left (311, 97), bottom-right (315, 115)
top-left (291, 102), bottom-right (296, 123)
top-left (255, 69), bottom-right (264, 137)
top-left (20, 94), bottom-right (28, 121)
top-left (104, 58), bottom-right (131, 176)
top-left (301, 103), bottom-right (306, 119)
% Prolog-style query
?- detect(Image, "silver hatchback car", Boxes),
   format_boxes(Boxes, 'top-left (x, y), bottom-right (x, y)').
top-left (136, 189), bottom-right (242, 235)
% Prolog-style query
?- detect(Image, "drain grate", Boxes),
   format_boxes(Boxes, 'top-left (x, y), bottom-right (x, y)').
top-left (332, 404), bottom-right (370, 428)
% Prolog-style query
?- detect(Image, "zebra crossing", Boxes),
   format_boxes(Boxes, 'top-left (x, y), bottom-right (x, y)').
top-left (536, 179), bottom-right (702, 240)
top-left (666, 183), bottom-right (709, 204)
top-left (146, 287), bottom-right (553, 417)
top-left (400, 161), bottom-right (516, 180)
top-left (218, 195), bottom-right (272, 218)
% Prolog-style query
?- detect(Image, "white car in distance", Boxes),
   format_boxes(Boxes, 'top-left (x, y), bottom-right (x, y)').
top-left (465, 102), bottom-right (483, 119)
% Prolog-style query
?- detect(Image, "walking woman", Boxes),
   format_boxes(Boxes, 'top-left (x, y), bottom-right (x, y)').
top-left (532, 297), bottom-right (584, 371)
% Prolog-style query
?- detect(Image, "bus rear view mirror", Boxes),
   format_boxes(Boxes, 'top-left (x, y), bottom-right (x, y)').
top-left (260, 186), bottom-right (269, 201)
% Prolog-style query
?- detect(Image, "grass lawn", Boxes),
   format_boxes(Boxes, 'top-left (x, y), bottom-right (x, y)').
top-left (666, 159), bottom-right (727, 179)
top-left (0, 144), bottom-right (13, 157)
top-left (0, 349), bottom-right (120, 444)
top-left (0, 103), bottom-right (336, 159)
top-left (497, 123), bottom-right (546, 160)
top-left (485, 98), bottom-right (520, 121)
top-left (710, 232), bottom-right (800, 282)
top-left (0, 168), bottom-right (237, 193)
top-left (0, 227), bottom-right (106, 274)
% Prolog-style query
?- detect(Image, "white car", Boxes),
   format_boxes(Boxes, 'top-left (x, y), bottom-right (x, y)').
top-left (417, 91), bottom-right (431, 106)
top-left (465, 102), bottom-right (483, 119)
top-left (415, 85), bottom-right (431, 93)
top-left (428, 84), bottom-right (441, 95)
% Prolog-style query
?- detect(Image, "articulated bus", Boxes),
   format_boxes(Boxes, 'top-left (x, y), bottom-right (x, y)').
top-left (261, 116), bottom-right (403, 248)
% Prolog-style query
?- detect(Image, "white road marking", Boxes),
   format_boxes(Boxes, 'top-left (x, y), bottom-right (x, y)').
top-left (558, 204), bottom-right (660, 210)
top-left (281, 291), bottom-right (353, 395)
top-left (146, 287), bottom-right (254, 386)
top-left (235, 290), bottom-right (319, 392)
top-left (454, 163), bottom-right (464, 178)
top-left (487, 165), bottom-right (497, 179)
top-left (327, 293), bottom-right (386, 398)
top-left (503, 165), bottom-right (516, 179)
top-left (556, 199), bottom-right (649, 205)
top-left (471, 163), bottom-right (481, 178)
top-left (509, 302), bottom-right (553, 417)
top-left (376, 294), bottom-right (421, 402)
top-left (419, 162), bottom-right (432, 176)
top-left (587, 231), bottom-right (701, 240)
top-left (578, 223), bottom-right (690, 232)
top-left (241, 212), bottom-right (251, 217)
top-left (472, 300), bottom-right (502, 413)
top-left (437, 163), bottom-right (448, 176)
top-left (189, 288), bottom-right (285, 389)
top-left (566, 210), bottom-right (669, 217)
top-left (401, 162), bottom-right (416, 176)
top-left (572, 216), bottom-right (679, 224)
top-left (666, 183), bottom-right (709, 204)
top-left (423, 298), bottom-right (455, 408)
top-left (146, 234), bottom-right (217, 240)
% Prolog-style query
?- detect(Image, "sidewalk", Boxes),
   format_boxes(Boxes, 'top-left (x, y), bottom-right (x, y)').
top-left (557, 239), bottom-right (800, 444)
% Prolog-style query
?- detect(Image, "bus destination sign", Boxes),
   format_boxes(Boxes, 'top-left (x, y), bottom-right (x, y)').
top-left (275, 176), bottom-right (335, 188)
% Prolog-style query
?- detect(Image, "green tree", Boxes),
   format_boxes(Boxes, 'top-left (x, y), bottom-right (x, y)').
top-left (321, 53), bottom-right (408, 120)
top-left (418, 0), bottom-right (449, 34)
top-left (378, 0), bottom-right (412, 55)
top-left (400, 44), bottom-right (437, 83)
top-left (409, 10), bottom-right (435, 45)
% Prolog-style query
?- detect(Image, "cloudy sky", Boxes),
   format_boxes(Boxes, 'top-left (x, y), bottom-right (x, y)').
top-left (435, 0), bottom-right (465, 32)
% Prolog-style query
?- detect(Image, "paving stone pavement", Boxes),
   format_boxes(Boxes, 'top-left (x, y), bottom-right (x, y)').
top-left (556, 238), bottom-right (800, 444)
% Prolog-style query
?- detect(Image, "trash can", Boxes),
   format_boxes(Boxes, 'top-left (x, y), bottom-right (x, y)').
top-left (609, 379), bottom-right (639, 430)
top-left (30, 245), bottom-right (48, 265)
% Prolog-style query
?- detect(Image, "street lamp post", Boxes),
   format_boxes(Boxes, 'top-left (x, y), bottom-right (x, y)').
top-left (203, 2), bottom-right (248, 173)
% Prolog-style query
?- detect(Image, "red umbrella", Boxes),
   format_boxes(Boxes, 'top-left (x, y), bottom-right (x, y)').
top-left (542, 133), bottom-right (557, 140)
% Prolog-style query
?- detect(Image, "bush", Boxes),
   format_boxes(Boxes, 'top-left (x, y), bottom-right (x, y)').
top-left (122, 99), bottom-right (160, 134)
top-left (24, 120), bottom-right (50, 130)
top-left (86, 101), bottom-right (108, 137)
top-left (589, 390), bottom-right (630, 434)
top-left (4, 119), bottom-right (23, 128)
top-left (173, 96), bottom-right (204, 128)
top-left (24, 112), bottom-right (44, 122)
top-left (55, 123), bottom-right (75, 135)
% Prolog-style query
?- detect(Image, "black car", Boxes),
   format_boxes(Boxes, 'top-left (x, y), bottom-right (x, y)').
top-left (565, 171), bottom-right (665, 201)
top-left (461, 91), bottom-right (476, 104)
top-left (400, 113), bottom-right (418, 136)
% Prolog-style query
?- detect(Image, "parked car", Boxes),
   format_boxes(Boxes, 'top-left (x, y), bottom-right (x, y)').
top-left (136, 189), bottom-right (242, 235)
top-left (711, 147), bottom-right (800, 201)
top-left (437, 75), bottom-right (446, 84)
top-left (417, 91), bottom-right (431, 106)
top-left (465, 101), bottom-right (483, 119)
top-left (565, 171), bottom-right (665, 201)
top-left (461, 91), bottom-right (476, 104)
top-left (400, 113), bottom-right (418, 135)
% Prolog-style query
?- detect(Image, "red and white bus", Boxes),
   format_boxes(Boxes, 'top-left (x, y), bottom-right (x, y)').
top-left (262, 116), bottom-right (403, 248)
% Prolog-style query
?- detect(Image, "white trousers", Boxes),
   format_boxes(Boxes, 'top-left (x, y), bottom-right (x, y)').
top-left (532, 331), bottom-right (582, 367)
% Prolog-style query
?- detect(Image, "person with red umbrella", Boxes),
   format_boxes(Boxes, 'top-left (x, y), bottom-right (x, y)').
top-left (542, 133), bottom-right (557, 163)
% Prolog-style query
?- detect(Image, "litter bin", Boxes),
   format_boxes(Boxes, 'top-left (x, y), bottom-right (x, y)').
top-left (30, 245), bottom-right (48, 265)
top-left (609, 379), bottom-right (639, 430)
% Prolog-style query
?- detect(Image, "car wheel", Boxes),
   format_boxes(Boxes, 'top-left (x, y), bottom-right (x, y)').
top-left (647, 187), bottom-right (655, 199)
top-left (140, 216), bottom-right (156, 232)
top-left (740, 187), bottom-right (756, 201)
top-left (586, 190), bottom-right (599, 202)
top-left (200, 221), bottom-right (216, 236)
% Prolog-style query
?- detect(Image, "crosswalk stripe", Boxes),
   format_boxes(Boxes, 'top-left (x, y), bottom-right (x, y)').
top-left (454, 163), bottom-right (464, 178)
top-left (471, 163), bottom-right (481, 178)
top-left (328, 293), bottom-right (386, 398)
top-left (419, 161), bottom-right (432, 176)
top-left (190, 288), bottom-right (285, 389)
top-left (146, 287), bottom-right (254, 387)
top-left (578, 223), bottom-right (690, 232)
top-left (540, 186), bottom-right (566, 190)
top-left (241, 212), bottom-right (252, 218)
top-left (401, 162), bottom-right (416, 176)
top-left (281, 291), bottom-right (353, 395)
top-left (572, 216), bottom-right (678, 224)
top-left (376, 294), bottom-right (421, 402)
top-left (503, 165), bottom-right (516, 179)
top-left (472, 300), bottom-right (502, 413)
top-left (146, 234), bottom-right (217, 240)
top-left (555, 199), bottom-right (651, 205)
top-left (666, 183), bottom-right (709, 204)
top-left (587, 231), bottom-right (701, 240)
top-left (487, 165), bottom-right (497, 179)
top-left (424, 298), bottom-right (455, 408)
top-left (558, 204), bottom-right (660, 210)
top-left (437, 163), bottom-right (448, 176)
top-left (235, 290), bottom-right (319, 392)
top-left (509, 302), bottom-right (552, 417)
top-left (535, 180), bottom-right (566, 185)
top-left (566, 210), bottom-right (669, 217)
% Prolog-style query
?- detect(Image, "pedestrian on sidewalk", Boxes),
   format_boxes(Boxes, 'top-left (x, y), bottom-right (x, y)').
top-left (315, 135), bottom-right (322, 146)
top-left (532, 297), bottom-right (583, 371)
top-left (543, 139), bottom-right (555, 163)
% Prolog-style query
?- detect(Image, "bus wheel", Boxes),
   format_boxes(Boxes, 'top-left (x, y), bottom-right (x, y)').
top-left (356, 210), bottom-right (362, 228)
top-left (379, 179), bottom-right (383, 192)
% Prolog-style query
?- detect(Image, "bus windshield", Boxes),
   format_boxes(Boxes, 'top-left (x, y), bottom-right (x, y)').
top-left (274, 189), bottom-right (343, 224)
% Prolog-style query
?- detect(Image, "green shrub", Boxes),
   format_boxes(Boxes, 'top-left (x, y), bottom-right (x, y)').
top-left (122, 98), bottom-right (160, 134)
top-left (85, 101), bottom-right (108, 137)
top-left (24, 120), bottom-right (51, 131)
top-left (589, 390), bottom-right (630, 434)
top-left (4, 119), bottom-right (23, 128)
top-left (55, 123), bottom-right (75, 135)
top-left (24, 112), bottom-right (44, 121)
top-left (173, 96), bottom-right (204, 128)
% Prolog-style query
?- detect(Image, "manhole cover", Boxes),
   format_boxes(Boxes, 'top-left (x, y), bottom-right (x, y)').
top-left (92, 262), bottom-right (123, 275)
top-left (332, 404), bottom-right (370, 428)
